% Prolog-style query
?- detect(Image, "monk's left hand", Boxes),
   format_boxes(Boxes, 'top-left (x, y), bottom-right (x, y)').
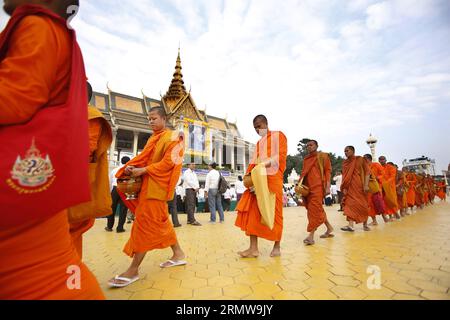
top-left (131, 167), bottom-right (147, 177)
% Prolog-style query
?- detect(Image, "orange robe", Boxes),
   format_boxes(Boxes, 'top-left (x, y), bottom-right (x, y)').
top-left (116, 129), bottom-right (184, 257)
top-left (235, 131), bottom-right (287, 242)
top-left (427, 178), bottom-right (435, 203)
top-left (436, 182), bottom-right (446, 201)
top-left (415, 175), bottom-right (425, 206)
top-left (382, 164), bottom-right (398, 215)
top-left (396, 171), bottom-right (407, 210)
top-left (368, 163), bottom-right (384, 218)
top-left (405, 173), bottom-right (417, 207)
top-left (70, 107), bottom-right (109, 258)
top-left (423, 178), bottom-right (430, 204)
top-left (0, 15), bottom-right (104, 300)
top-left (342, 156), bottom-right (370, 224)
top-left (301, 151), bottom-right (332, 232)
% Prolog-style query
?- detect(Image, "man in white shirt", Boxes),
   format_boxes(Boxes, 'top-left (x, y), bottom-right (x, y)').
top-left (330, 184), bottom-right (338, 204)
top-left (182, 163), bottom-right (201, 226)
top-left (106, 156), bottom-right (130, 233)
top-left (230, 185), bottom-right (237, 201)
top-left (223, 187), bottom-right (232, 211)
top-left (168, 177), bottom-right (182, 228)
top-left (333, 171), bottom-right (343, 211)
top-left (205, 162), bottom-right (225, 223)
top-left (235, 176), bottom-right (246, 202)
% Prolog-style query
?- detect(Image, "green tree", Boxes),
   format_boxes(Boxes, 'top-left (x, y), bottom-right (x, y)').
top-left (284, 154), bottom-right (303, 183)
top-left (297, 138), bottom-right (312, 159)
top-left (329, 152), bottom-right (344, 178)
top-left (291, 138), bottom-right (345, 183)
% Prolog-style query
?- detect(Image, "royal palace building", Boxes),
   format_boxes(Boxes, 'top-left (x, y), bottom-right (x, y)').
top-left (90, 50), bottom-right (255, 177)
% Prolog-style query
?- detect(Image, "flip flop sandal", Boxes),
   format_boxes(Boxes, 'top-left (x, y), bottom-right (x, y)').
top-left (320, 233), bottom-right (335, 239)
top-left (159, 259), bottom-right (187, 268)
top-left (303, 239), bottom-right (315, 246)
top-left (108, 275), bottom-right (139, 288)
top-left (341, 226), bottom-right (355, 232)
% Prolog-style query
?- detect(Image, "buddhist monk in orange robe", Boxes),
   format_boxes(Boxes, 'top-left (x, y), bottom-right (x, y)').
top-left (415, 174), bottom-right (425, 209)
top-left (396, 167), bottom-right (408, 217)
top-left (370, 155), bottom-right (389, 225)
top-left (340, 147), bottom-right (371, 232)
top-left (235, 115), bottom-right (287, 258)
top-left (427, 175), bottom-right (436, 204)
top-left (436, 181), bottom-right (447, 201)
top-left (69, 82), bottom-right (112, 259)
top-left (379, 156), bottom-right (398, 222)
top-left (423, 175), bottom-right (430, 205)
top-left (405, 170), bottom-right (417, 213)
top-left (0, 1), bottom-right (104, 299)
top-left (108, 107), bottom-right (186, 288)
top-left (300, 140), bottom-right (334, 246)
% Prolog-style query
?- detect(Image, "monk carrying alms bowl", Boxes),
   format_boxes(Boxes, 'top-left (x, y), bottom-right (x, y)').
top-left (243, 174), bottom-right (254, 189)
top-left (117, 176), bottom-right (143, 200)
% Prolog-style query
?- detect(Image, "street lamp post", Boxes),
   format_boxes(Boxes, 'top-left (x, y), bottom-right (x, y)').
top-left (366, 134), bottom-right (378, 161)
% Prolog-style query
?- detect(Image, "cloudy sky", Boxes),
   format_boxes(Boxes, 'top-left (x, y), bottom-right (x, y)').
top-left (1, 0), bottom-right (449, 171)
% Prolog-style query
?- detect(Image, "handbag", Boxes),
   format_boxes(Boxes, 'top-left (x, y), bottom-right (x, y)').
top-left (0, 5), bottom-right (90, 228)
top-left (295, 177), bottom-right (310, 197)
top-left (368, 177), bottom-right (380, 194)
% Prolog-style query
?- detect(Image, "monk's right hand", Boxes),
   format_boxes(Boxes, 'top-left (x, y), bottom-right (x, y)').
top-left (125, 166), bottom-right (136, 175)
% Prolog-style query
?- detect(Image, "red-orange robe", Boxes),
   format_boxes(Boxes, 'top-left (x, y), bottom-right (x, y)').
top-left (0, 14), bottom-right (104, 300)
top-left (415, 175), bottom-right (425, 206)
top-left (342, 156), bottom-right (370, 224)
top-left (436, 181), bottom-right (447, 201)
top-left (405, 173), bottom-right (417, 207)
top-left (427, 177), bottom-right (435, 203)
top-left (117, 129), bottom-right (184, 257)
top-left (301, 151), bottom-right (332, 232)
top-left (235, 131), bottom-right (287, 241)
top-left (396, 171), bottom-right (407, 210)
top-left (382, 164), bottom-right (398, 215)
top-left (368, 163), bottom-right (384, 218)
top-left (68, 119), bottom-right (100, 259)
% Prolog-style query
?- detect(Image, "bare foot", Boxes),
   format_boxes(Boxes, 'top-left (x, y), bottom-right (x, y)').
top-left (270, 247), bottom-right (281, 257)
top-left (169, 252), bottom-right (186, 262)
top-left (238, 249), bottom-right (259, 258)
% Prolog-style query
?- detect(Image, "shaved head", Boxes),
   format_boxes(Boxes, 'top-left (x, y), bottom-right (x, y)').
top-left (253, 114), bottom-right (269, 137)
top-left (87, 81), bottom-right (93, 104)
top-left (253, 115), bottom-right (268, 124)
top-left (3, 0), bottom-right (80, 18)
top-left (149, 106), bottom-right (167, 119)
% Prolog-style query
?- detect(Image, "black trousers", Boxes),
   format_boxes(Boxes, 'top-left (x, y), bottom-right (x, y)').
top-left (185, 189), bottom-right (197, 223)
top-left (223, 199), bottom-right (231, 211)
top-left (168, 193), bottom-right (180, 226)
top-left (107, 187), bottom-right (128, 230)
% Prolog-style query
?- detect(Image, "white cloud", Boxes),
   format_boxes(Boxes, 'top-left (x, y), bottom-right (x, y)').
top-left (366, 1), bottom-right (394, 30)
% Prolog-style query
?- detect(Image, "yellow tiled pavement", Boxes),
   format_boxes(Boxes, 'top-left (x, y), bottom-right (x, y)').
top-left (84, 201), bottom-right (450, 300)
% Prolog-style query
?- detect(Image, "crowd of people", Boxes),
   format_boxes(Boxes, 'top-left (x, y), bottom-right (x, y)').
top-left (1, 1), bottom-right (448, 298)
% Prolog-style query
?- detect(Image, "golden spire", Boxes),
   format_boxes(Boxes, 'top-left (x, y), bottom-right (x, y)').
top-left (163, 47), bottom-right (187, 110)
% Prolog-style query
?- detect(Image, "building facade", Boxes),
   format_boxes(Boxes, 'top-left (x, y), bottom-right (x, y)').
top-left (402, 156), bottom-right (436, 176)
top-left (90, 50), bottom-right (255, 177)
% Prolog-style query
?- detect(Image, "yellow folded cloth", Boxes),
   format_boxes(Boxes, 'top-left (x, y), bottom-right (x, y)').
top-left (251, 163), bottom-right (276, 230)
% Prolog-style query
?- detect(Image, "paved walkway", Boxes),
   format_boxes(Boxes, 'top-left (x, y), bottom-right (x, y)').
top-left (84, 201), bottom-right (450, 300)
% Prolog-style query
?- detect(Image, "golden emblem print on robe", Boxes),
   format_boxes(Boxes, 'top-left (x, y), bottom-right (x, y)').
top-left (7, 138), bottom-right (56, 194)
